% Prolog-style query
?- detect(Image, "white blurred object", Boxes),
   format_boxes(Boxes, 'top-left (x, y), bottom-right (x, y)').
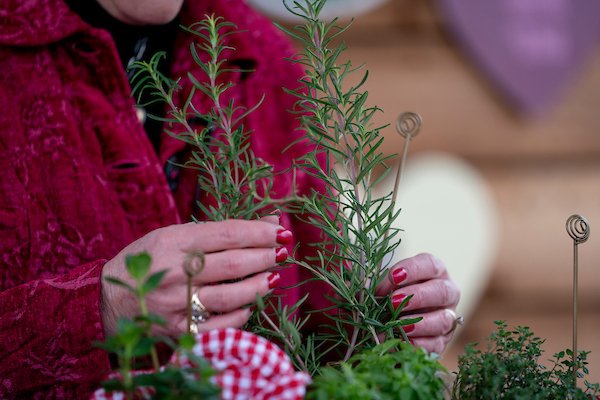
top-left (375, 151), bottom-right (499, 323)
top-left (248, 0), bottom-right (389, 21)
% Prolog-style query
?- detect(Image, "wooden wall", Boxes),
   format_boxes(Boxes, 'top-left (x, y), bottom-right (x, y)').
top-left (287, 0), bottom-right (600, 382)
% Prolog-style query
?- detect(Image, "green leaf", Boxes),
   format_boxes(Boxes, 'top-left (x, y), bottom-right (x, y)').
top-left (178, 333), bottom-right (196, 350)
top-left (100, 377), bottom-right (126, 392)
top-left (141, 270), bottom-right (167, 295)
top-left (254, 293), bottom-right (266, 311)
top-left (125, 252), bottom-right (152, 281)
top-left (103, 276), bottom-right (135, 293)
top-left (134, 313), bottom-right (166, 326)
top-left (131, 337), bottom-right (156, 357)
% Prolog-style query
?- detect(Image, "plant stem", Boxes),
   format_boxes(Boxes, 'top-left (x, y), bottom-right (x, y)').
top-left (138, 296), bottom-right (160, 371)
top-left (310, 16), bottom-right (372, 363)
top-left (260, 310), bottom-right (308, 372)
top-left (343, 323), bottom-right (360, 362)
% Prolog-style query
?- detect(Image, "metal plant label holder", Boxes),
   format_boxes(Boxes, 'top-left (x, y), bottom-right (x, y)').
top-left (383, 112), bottom-right (422, 243)
top-left (565, 214), bottom-right (590, 387)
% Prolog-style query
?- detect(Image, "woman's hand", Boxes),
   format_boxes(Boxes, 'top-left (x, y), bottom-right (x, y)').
top-left (376, 253), bottom-right (461, 354)
top-left (101, 219), bottom-right (290, 337)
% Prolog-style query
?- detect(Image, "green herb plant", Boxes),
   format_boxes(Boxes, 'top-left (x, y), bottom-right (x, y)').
top-left (129, 14), bottom-right (311, 371)
top-left (127, 2), bottom-right (448, 398)
top-left (452, 321), bottom-right (600, 400)
top-left (261, 0), bottom-right (434, 368)
top-left (253, 1), bottom-right (448, 396)
top-left (129, 16), bottom-right (283, 222)
top-left (98, 252), bottom-right (220, 399)
top-left (307, 340), bottom-right (447, 400)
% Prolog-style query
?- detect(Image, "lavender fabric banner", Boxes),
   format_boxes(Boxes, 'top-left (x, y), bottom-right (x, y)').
top-left (436, 0), bottom-right (600, 116)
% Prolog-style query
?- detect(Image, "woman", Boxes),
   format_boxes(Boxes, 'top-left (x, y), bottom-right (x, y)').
top-left (0, 0), bottom-right (460, 397)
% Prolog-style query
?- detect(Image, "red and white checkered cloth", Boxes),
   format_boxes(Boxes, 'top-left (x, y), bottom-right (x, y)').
top-left (91, 328), bottom-right (311, 400)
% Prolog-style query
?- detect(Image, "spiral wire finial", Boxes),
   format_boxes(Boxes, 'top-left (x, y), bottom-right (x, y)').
top-left (566, 214), bottom-right (590, 244)
top-left (183, 251), bottom-right (205, 277)
top-left (395, 112), bottom-right (422, 140)
top-left (565, 214), bottom-right (590, 387)
top-left (384, 112), bottom-right (423, 245)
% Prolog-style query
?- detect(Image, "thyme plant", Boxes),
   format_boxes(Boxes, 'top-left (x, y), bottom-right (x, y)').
top-left (452, 321), bottom-right (600, 400)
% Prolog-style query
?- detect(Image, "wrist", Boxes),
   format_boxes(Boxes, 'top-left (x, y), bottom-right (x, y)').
top-left (100, 261), bottom-right (118, 337)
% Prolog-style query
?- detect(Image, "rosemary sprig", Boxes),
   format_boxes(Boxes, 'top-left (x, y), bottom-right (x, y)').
top-left (129, 16), bottom-right (280, 221)
top-left (129, 14), bottom-right (309, 373)
top-left (277, 0), bottom-right (415, 362)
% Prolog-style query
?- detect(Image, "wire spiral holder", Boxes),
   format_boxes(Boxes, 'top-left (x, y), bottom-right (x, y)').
top-left (384, 112), bottom-right (422, 243)
top-left (396, 112), bottom-right (422, 139)
top-left (392, 112), bottom-right (422, 199)
top-left (391, 113), bottom-right (422, 207)
top-left (565, 214), bottom-right (590, 387)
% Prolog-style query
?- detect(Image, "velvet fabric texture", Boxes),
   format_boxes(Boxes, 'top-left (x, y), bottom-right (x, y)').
top-left (0, 0), bottom-right (328, 397)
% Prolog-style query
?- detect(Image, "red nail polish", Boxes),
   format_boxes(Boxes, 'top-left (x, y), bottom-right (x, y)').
top-left (276, 228), bottom-right (293, 245)
top-left (275, 247), bottom-right (288, 263)
top-left (268, 272), bottom-right (281, 289)
top-left (392, 293), bottom-right (408, 309)
top-left (391, 268), bottom-right (407, 285)
top-left (402, 324), bottom-right (415, 334)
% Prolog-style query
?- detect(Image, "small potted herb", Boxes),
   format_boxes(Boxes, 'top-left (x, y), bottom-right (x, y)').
top-left (453, 321), bottom-right (599, 399)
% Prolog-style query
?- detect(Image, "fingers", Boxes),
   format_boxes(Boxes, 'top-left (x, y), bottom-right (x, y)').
top-left (259, 209), bottom-right (281, 225)
top-left (391, 278), bottom-right (460, 313)
top-left (197, 247), bottom-right (283, 283)
top-left (395, 309), bottom-right (457, 354)
top-left (151, 220), bottom-right (291, 283)
top-left (398, 309), bottom-right (457, 337)
top-left (168, 271), bottom-right (280, 335)
top-left (196, 272), bottom-right (278, 313)
top-left (162, 220), bottom-right (292, 254)
top-left (410, 333), bottom-right (454, 355)
top-left (377, 253), bottom-right (446, 296)
top-left (175, 308), bottom-right (252, 334)
top-left (383, 253), bottom-right (460, 356)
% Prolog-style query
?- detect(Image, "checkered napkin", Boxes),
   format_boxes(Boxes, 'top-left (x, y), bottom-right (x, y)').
top-left (91, 328), bottom-right (311, 400)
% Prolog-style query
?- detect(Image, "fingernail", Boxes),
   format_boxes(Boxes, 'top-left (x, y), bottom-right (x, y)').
top-left (402, 324), bottom-right (415, 334)
top-left (392, 293), bottom-right (409, 309)
top-left (276, 228), bottom-right (293, 245)
top-left (391, 267), bottom-right (407, 285)
top-left (275, 247), bottom-right (288, 263)
top-left (268, 272), bottom-right (281, 289)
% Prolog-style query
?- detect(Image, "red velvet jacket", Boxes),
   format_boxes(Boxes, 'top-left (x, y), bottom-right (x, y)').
top-left (0, 0), bottom-right (326, 397)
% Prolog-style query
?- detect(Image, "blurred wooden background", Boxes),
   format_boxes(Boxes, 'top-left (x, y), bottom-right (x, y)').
top-left (284, 0), bottom-right (600, 383)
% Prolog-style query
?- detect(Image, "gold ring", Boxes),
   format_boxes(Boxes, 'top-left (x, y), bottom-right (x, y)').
top-left (190, 291), bottom-right (211, 334)
top-left (446, 309), bottom-right (464, 334)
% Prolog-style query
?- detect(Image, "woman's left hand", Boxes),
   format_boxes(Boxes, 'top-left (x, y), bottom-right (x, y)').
top-left (376, 253), bottom-right (461, 354)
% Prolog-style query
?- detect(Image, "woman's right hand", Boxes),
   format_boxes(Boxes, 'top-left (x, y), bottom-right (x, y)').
top-left (100, 219), bottom-right (291, 337)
